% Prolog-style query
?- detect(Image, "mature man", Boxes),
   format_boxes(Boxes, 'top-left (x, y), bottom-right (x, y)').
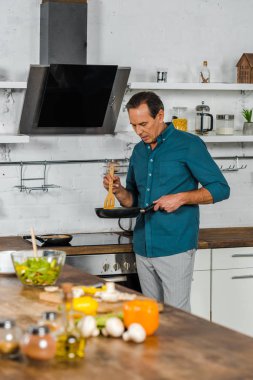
top-left (103, 91), bottom-right (230, 311)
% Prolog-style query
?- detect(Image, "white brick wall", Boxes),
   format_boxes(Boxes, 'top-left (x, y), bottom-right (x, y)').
top-left (0, 0), bottom-right (253, 236)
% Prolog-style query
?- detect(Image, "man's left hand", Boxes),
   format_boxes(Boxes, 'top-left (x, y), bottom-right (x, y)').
top-left (153, 194), bottom-right (185, 213)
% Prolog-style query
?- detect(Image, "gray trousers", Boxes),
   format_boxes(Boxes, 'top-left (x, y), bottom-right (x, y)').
top-left (136, 250), bottom-right (196, 312)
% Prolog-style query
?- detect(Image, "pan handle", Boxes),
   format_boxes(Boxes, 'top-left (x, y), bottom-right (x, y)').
top-left (139, 203), bottom-right (155, 214)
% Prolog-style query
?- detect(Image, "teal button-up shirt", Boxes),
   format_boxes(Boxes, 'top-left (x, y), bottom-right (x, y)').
top-left (126, 123), bottom-right (230, 258)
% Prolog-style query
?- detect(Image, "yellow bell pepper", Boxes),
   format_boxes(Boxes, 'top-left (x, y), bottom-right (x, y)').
top-left (72, 296), bottom-right (98, 315)
top-left (80, 285), bottom-right (107, 295)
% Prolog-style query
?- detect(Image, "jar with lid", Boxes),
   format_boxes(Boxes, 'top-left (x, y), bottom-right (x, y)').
top-left (39, 311), bottom-right (64, 337)
top-left (172, 107), bottom-right (188, 132)
top-left (216, 114), bottom-right (234, 135)
top-left (21, 325), bottom-right (56, 361)
top-left (0, 319), bottom-right (21, 359)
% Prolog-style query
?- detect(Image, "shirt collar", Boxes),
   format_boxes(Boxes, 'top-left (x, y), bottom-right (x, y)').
top-left (156, 122), bottom-right (174, 144)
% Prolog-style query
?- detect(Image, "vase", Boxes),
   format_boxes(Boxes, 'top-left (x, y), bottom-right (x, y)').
top-left (243, 122), bottom-right (253, 135)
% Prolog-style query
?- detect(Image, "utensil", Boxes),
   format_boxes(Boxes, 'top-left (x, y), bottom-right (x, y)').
top-left (103, 163), bottom-right (115, 209)
top-left (36, 234), bottom-right (72, 246)
top-left (95, 203), bottom-right (155, 219)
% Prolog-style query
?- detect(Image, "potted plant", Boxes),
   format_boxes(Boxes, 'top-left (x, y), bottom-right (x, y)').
top-left (242, 108), bottom-right (253, 135)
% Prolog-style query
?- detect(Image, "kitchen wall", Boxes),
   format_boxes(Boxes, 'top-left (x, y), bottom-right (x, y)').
top-left (0, 0), bottom-right (253, 236)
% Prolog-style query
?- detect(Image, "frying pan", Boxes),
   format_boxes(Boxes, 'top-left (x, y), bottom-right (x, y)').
top-left (95, 203), bottom-right (155, 219)
top-left (23, 234), bottom-right (73, 246)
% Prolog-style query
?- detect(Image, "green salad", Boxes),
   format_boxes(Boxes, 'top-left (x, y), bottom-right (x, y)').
top-left (13, 257), bottom-right (62, 286)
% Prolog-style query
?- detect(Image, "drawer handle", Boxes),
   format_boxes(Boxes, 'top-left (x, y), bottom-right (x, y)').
top-left (232, 254), bottom-right (253, 258)
top-left (232, 275), bottom-right (253, 280)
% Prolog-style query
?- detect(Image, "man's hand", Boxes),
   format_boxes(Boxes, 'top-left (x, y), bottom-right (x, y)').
top-left (153, 194), bottom-right (185, 213)
top-left (103, 174), bottom-right (123, 194)
top-left (103, 174), bottom-right (134, 207)
top-left (153, 188), bottom-right (213, 213)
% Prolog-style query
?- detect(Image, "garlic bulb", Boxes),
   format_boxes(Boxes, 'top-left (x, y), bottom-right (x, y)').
top-left (122, 323), bottom-right (146, 343)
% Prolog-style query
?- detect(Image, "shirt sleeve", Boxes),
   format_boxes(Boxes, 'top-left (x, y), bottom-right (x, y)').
top-left (186, 137), bottom-right (230, 203)
top-left (125, 153), bottom-right (139, 207)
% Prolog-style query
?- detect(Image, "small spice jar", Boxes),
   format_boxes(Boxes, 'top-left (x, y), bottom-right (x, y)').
top-left (21, 325), bottom-right (56, 361)
top-left (0, 319), bottom-right (21, 359)
top-left (39, 311), bottom-right (64, 337)
top-left (123, 299), bottom-right (159, 336)
top-left (216, 114), bottom-right (234, 135)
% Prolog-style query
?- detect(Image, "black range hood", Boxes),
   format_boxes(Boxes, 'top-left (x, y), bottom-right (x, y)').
top-left (19, 64), bottom-right (130, 135)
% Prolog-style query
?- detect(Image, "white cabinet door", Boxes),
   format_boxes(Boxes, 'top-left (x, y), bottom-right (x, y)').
top-left (212, 268), bottom-right (253, 337)
top-left (191, 249), bottom-right (211, 320)
top-left (191, 270), bottom-right (210, 320)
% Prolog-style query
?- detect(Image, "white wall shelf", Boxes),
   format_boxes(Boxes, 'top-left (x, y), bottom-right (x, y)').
top-left (0, 134), bottom-right (29, 143)
top-left (0, 82), bottom-right (27, 89)
top-left (128, 82), bottom-right (253, 91)
top-left (194, 132), bottom-right (253, 143)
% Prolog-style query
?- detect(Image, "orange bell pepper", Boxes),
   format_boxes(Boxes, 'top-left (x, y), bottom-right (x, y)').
top-left (123, 299), bottom-right (159, 336)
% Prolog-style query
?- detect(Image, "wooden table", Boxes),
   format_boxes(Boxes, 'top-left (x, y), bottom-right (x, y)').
top-left (1, 265), bottom-right (253, 379)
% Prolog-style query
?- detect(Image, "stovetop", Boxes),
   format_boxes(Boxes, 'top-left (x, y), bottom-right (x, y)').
top-left (23, 232), bottom-right (133, 248)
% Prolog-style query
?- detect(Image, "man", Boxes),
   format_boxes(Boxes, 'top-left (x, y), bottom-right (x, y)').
top-left (103, 91), bottom-right (230, 312)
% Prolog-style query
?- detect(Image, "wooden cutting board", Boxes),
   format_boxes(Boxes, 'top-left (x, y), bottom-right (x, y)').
top-left (39, 291), bottom-right (164, 313)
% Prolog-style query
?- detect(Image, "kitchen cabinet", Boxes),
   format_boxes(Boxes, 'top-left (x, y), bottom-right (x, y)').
top-left (191, 249), bottom-right (211, 320)
top-left (212, 247), bottom-right (253, 337)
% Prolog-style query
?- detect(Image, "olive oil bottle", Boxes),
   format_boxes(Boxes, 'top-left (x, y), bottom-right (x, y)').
top-left (56, 283), bottom-right (85, 360)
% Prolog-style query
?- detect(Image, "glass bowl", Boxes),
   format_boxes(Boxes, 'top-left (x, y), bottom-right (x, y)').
top-left (11, 250), bottom-right (66, 287)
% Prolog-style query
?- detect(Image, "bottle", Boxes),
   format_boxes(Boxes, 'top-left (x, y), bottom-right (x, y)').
top-left (200, 61), bottom-right (210, 83)
top-left (55, 283), bottom-right (85, 360)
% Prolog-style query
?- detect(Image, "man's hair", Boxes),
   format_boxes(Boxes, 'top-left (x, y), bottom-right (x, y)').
top-left (126, 91), bottom-right (164, 119)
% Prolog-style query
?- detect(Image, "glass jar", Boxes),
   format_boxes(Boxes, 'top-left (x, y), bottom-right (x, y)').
top-left (172, 107), bottom-right (188, 132)
top-left (39, 311), bottom-right (64, 337)
top-left (0, 319), bottom-right (21, 359)
top-left (21, 325), bottom-right (56, 361)
top-left (216, 114), bottom-right (234, 135)
top-left (123, 299), bottom-right (159, 336)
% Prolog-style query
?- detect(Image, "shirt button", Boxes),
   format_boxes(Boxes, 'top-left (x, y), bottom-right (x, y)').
top-left (147, 188), bottom-right (150, 191)
top-left (148, 146), bottom-right (151, 149)
top-left (150, 159), bottom-right (153, 162)
top-left (146, 203), bottom-right (149, 206)
top-left (163, 138), bottom-right (165, 141)
top-left (149, 173), bottom-right (152, 176)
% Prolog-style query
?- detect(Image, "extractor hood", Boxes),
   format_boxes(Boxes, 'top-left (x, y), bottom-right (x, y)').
top-left (19, 64), bottom-right (130, 135)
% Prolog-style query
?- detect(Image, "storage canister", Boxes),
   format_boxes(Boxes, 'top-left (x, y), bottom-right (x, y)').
top-left (216, 114), bottom-right (234, 135)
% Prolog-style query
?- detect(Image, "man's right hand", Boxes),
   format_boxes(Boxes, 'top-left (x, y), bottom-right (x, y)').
top-left (103, 174), bottom-right (123, 194)
top-left (103, 174), bottom-right (134, 207)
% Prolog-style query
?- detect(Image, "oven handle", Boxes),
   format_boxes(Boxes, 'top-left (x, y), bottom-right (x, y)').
top-left (103, 276), bottom-right (127, 283)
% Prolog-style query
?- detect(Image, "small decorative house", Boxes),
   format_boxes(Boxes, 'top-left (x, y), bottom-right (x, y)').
top-left (236, 53), bottom-right (253, 83)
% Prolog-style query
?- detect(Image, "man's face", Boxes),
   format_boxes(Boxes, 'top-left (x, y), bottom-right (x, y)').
top-left (128, 103), bottom-right (165, 144)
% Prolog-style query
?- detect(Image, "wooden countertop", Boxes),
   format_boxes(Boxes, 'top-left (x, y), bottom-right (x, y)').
top-left (1, 265), bottom-right (253, 379)
top-left (1, 227), bottom-right (253, 254)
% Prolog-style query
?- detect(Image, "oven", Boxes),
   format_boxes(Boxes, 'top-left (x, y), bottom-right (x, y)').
top-left (65, 253), bottom-right (141, 292)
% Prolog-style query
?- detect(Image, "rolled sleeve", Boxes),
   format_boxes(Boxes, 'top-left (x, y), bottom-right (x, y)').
top-left (187, 137), bottom-right (230, 203)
